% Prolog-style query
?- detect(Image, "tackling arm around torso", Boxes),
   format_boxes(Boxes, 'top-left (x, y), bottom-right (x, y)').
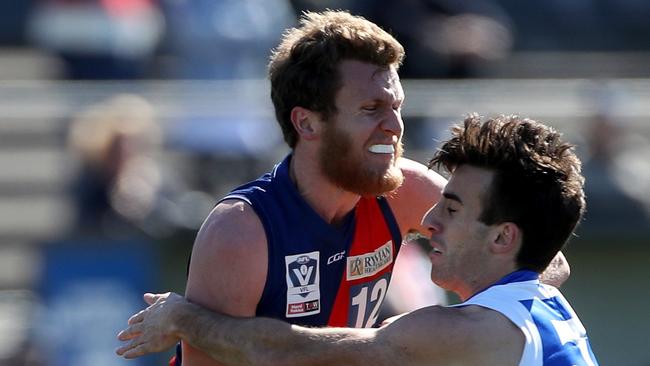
top-left (182, 199), bottom-right (268, 366)
top-left (175, 299), bottom-right (524, 366)
top-left (290, 304), bottom-right (524, 366)
top-left (370, 304), bottom-right (525, 366)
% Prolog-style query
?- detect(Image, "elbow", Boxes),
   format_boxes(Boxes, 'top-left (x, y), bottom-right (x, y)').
top-left (553, 251), bottom-right (571, 286)
top-left (541, 251), bottom-right (571, 288)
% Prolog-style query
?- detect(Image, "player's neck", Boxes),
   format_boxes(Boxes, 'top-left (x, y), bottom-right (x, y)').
top-left (290, 152), bottom-right (360, 226)
top-left (457, 263), bottom-right (519, 301)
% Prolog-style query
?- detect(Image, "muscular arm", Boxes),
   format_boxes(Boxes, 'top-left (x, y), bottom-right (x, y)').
top-left (118, 294), bottom-right (523, 366)
top-left (178, 301), bottom-right (381, 366)
top-left (182, 200), bottom-right (267, 366)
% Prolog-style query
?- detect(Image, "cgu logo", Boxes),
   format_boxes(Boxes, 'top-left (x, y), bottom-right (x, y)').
top-left (327, 251), bottom-right (346, 265)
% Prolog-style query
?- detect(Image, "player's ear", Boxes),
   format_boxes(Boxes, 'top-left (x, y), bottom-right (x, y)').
top-left (490, 222), bottom-right (521, 255)
top-left (290, 106), bottom-right (322, 141)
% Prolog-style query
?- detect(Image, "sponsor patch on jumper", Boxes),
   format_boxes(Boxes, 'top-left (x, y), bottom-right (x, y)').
top-left (346, 241), bottom-right (393, 281)
top-left (287, 299), bottom-right (320, 315)
top-left (285, 251), bottom-right (320, 317)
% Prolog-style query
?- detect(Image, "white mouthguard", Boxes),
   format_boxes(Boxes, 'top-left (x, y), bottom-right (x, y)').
top-left (368, 144), bottom-right (395, 154)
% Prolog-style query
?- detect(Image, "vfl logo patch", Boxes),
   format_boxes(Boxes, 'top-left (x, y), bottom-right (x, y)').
top-left (346, 241), bottom-right (393, 281)
top-left (285, 251), bottom-right (320, 318)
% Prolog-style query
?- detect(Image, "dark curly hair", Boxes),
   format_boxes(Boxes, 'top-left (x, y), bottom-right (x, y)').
top-left (430, 114), bottom-right (585, 272)
top-left (268, 10), bottom-right (404, 148)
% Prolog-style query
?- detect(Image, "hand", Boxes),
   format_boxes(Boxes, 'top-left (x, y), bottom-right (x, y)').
top-left (116, 292), bottom-right (186, 359)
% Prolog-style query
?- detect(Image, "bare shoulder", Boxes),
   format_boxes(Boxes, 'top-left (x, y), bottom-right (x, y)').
top-left (376, 305), bottom-right (524, 365)
top-left (183, 201), bottom-right (267, 366)
top-left (186, 198), bottom-right (267, 315)
top-left (193, 199), bottom-right (267, 256)
top-left (387, 158), bottom-right (447, 234)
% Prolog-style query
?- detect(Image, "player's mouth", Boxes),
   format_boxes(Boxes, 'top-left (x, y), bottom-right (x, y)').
top-left (368, 144), bottom-right (395, 154)
top-left (429, 247), bottom-right (443, 263)
top-left (429, 239), bottom-right (444, 257)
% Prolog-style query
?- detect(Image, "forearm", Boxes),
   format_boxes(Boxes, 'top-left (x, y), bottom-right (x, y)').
top-left (175, 302), bottom-right (378, 366)
top-left (174, 301), bottom-right (261, 366)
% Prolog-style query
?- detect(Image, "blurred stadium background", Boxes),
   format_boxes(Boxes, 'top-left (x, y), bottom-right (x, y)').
top-left (1, 1), bottom-right (649, 365)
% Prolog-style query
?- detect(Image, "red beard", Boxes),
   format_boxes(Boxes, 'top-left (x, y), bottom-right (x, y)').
top-left (318, 122), bottom-right (404, 197)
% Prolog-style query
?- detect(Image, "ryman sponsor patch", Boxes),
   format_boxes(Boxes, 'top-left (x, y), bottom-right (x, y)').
top-left (285, 251), bottom-right (321, 317)
top-left (346, 241), bottom-right (393, 281)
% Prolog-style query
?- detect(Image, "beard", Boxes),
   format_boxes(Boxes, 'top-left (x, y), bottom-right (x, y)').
top-left (318, 122), bottom-right (404, 197)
